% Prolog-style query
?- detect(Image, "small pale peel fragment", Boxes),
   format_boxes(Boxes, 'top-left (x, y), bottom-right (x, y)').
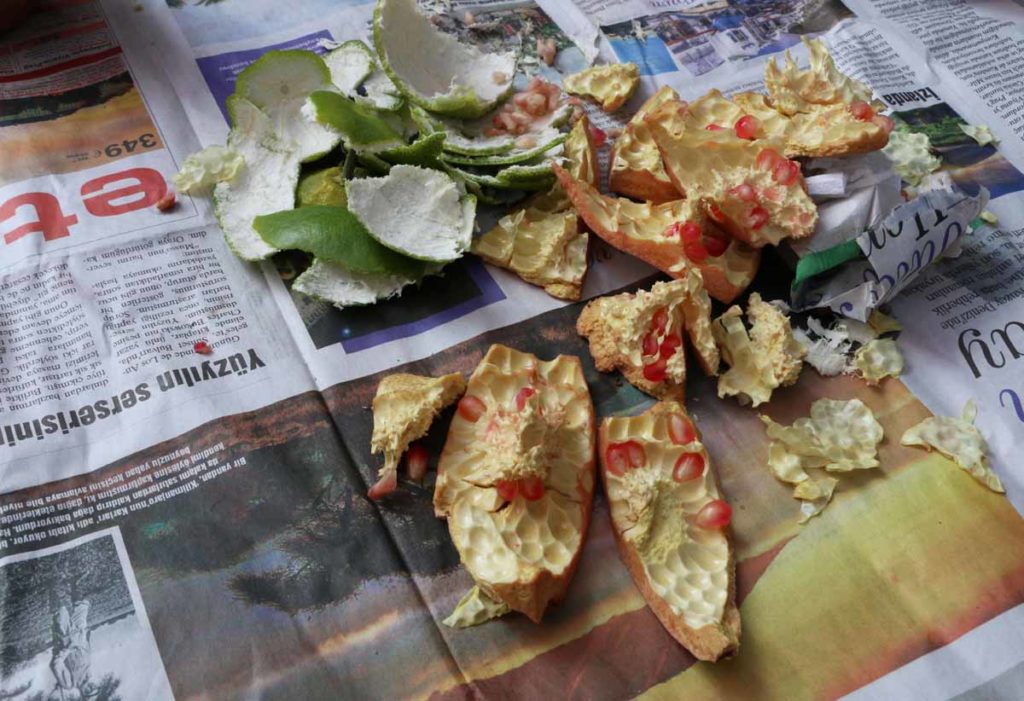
top-left (762, 398), bottom-right (883, 522)
top-left (867, 310), bottom-right (902, 335)
top-left (563, 62), bottom-right (640, 112)
top-left (761, 398), bottom-right (883, 473)
top-left (795, 474), bottom-right (838, 523)
top-left (443, 586), bottom-right (511, 628)
top-left (173, 145), bottom-right (244, 193)
top-left (883, 130), bottom-right (941, 186)
top-left (959, 123), bottom-right (997, 146)
top-left (853, 338), bottom-right (904, 385)
top-left (901, 401), bottom-right (1004, 493)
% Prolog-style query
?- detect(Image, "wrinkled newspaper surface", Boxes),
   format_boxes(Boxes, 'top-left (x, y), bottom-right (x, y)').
top-left (1, 1), bottom-right (1022, 699)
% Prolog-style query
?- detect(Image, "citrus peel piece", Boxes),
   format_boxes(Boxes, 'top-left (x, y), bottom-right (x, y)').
top-left (291, 260), bottom-right (418, 309)
top-left (346, 165), bottom-right (474, 262)
top-left (373, 0), bottom-right (516, 118)
top-left (213, 96), bottom-right (298, 261)
top-left (599, 401), bottom-right (740, 661)
top-left (234, 49), bottom-right (340, 162)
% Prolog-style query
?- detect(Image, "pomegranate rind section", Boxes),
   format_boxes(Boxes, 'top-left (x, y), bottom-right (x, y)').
top-left (563, 62), bottom-right (640, 112)
top-left (599, 401), bottom-right (740, 661)
top-left (471, 119), bottom-right (596, 301)
top-left (553, 163), bottom-right (761, 304)
top-left (576, 274), bottom-right (718, 401)
top-left (435, 345), bottom-right (596, 622)
top-left (609, 86), bottom-right (682, 203)
top-left (370, 371), bottom-right (466, 476)
top-left (646, 105), bottom-right (818, 248)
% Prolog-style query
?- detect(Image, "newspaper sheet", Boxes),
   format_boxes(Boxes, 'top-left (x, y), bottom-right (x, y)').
top-left (0, 0), bottom-right (1021, 699)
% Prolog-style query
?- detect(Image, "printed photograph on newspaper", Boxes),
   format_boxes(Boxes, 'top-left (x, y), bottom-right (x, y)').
top-left (0, 292), bottom-right (1021, 699)
top-left (600, 0), bottom-right (853, 77)
top-left (0, 529), bottom-right (173, 701)
top-left (0, 1), bottom-right (166, 186)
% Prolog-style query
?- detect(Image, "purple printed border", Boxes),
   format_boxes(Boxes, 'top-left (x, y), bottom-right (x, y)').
top-left (341, 259), bottom-right (506, 353)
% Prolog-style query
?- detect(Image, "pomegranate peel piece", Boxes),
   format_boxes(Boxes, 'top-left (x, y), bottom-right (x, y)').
top-left (901, 401), bottom-right (1004, 494)
top-left (435, 345), bottom-right (595, 623)
top-left (563, 62), bottom-right (640, 113)
top-left (599, 401), bottom-right (740, 661)
top-left (472, 118), bottom-right (595, 301)
top-left (608, 86), bottom-right (682, 203)
top-left (576, 273), bottom-right (719, 402)
top-left (713, 293), bottom-right (806, 407)
top-left (553, 163), bottom-right (760, 304)
top-left (370, 371), bottom-right (466, 495)
top-left (645, 111), bottom-right (817, 247)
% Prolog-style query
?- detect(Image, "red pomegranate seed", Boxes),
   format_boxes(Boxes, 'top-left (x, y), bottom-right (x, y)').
top-left (194, 340), bottom-right (213, 355)
top-left (659, 333), bottom-right (682, 359)
top-left (652, 307), bottom-right (669, 332)
top-left (695, 499), bottom-right (732, 528)
top-left (406, 443), bottom-right (430, 482)
top-left (668, 413), bottom-right (696, 445)
top-left (728, 182), bottom-right (758, 202)
top-left (457, 396), bottom-right (487, 422)
top-left (873, 114), bottom-right (895, 134)
top-left (707, 202), bottom-right (727, 223)
top-left (643, 357), bottom-right (668, 382)
top-left (514, 386), bottom-right (536, 411)
top-left (673, 453), bottom-right (706, 482)
top-left (749, 206), bottom-right (770, 230)
top-left (704, 230), bottom-right (730, 257)
top-left (590, 125), bottom-right (607, 146)
top-left (705, 123), bottom-right (725, 131)
top-left (850, 99), bottom-right (875, 121)
top-left (642, 331), bottom-right (659, 357)
top-left (773, 160), bottom-right (800, 186)
top-left (734, 115), bottom-right (760, 140)
top-left (156, 192), bottom-right (176, 211)
top-left (683, 238), bottom-right (709, 263)
top-left (756, 147), bottom-right (785, 172)
top-left (624, 441), bottom-right (647, 468)
top-left (605, 444), bottom-right (630, 476)
top-left (520, 476), bottom-right (545, 501)
top-left (679, 220), bottom-right (702, 242)
top-left (496, 479), bottom-right (519, 502)
top-left (367, 470), bottom-right (398, 500)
